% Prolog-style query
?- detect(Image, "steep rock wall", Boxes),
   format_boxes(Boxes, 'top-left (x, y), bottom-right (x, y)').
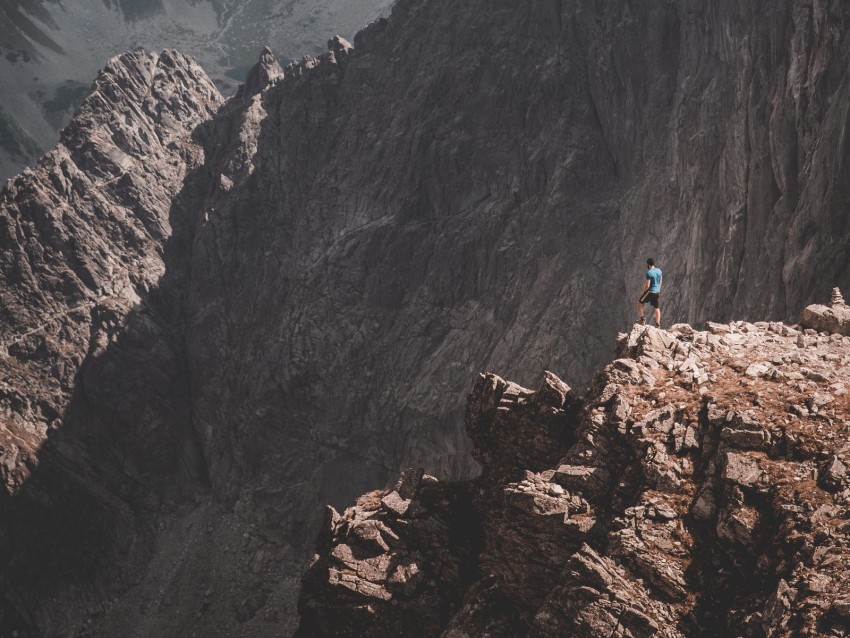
top-left (180, 0), bottom-right (850, 576)
top-left (3, 0), bottom-right (850, 635)
top-left (0, 50), bottom-right (223, 634)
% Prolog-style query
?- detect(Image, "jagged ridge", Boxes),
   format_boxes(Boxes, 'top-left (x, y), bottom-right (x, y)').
top-left (0, 49), bottom-right (222, 635)
top-left (297, 307), bottom-right (850, 636)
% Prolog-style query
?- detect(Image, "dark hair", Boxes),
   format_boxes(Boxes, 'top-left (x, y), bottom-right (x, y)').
top-left (647, 258), bottom-right (655, 266)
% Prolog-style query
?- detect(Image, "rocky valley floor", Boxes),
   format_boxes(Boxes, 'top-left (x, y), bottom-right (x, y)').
top-left (297, 307), bottom-right (850, 636)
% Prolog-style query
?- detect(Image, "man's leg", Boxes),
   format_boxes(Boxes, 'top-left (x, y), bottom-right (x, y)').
top-left (654, 306), bottom-right (661, 327)
top-left (636, 300), bottom-right (645, 323)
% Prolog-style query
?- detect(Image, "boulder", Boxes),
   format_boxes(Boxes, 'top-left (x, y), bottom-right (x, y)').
top-left (800, 288), bottom-right (850, 336)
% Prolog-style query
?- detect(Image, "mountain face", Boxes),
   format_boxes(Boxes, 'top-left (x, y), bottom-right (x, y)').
top-left (0, 0), bottom-right (392, 181)
top-left (0, 49), bottom-right (224, 635)
top-left (297, 316), bottom-right (850, 636)
top-left (2, 0), bottom-right (850, 635)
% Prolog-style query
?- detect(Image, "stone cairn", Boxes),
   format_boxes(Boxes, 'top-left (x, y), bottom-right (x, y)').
top-left (831, 287), bottom-right (846, 307)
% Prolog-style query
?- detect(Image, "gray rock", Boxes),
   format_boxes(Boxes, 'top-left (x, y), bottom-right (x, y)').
top-left (722, 452), bottom-right (765, 488)
top-left (721, 428), bottom-right (771, 451)
top-left (761, 579), bottom-right (794, 634)
top-left (380, 491), bottom-right (411, 516)
top-left (536, 371), bottom-right (573, 410)
top-left (609, 394), bottom-right (631, 423)
top-left (745, 363), bottom-right (771, 377)
top-left (235, 46), bottom-right (284, 99)
top-left (801, 297), bottom-right (850, 336)
top-left (691, 488), bottom-right (717, 520)
top-left (683, 424), bottom-right (700, 450)
top-left (819, 456), bottom-right (848, 492)
top-left (706, 322), bottom-right (731, 335)
top-left (547, 483), bottom-right (565, 497)
top-left (717, 504), bottom-right (760, 545)
top-left (553, 465), bottom-right (611, 498)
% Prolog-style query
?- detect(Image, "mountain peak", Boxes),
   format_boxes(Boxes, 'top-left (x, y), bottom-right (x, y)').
top-left (236, 46), bottom-right (284, 100)
top-left (328, 35), bottom-right (353, 65)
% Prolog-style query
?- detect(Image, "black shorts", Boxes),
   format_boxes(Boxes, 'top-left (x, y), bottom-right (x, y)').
top-left (639, 291), bottom-right (660, 308)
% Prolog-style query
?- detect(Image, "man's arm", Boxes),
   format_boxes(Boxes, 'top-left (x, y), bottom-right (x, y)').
top-left (643, 279), bottom-right (650, 293)
top-left (659, 276), bottom-right (662, 289)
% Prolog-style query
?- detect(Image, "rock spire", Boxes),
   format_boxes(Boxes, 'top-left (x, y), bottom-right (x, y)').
top-left (235, 46), bottom-right (284, 100)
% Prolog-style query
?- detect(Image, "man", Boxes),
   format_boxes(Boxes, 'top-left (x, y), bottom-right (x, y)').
top-left (637, 258), bottom-right (662, 327)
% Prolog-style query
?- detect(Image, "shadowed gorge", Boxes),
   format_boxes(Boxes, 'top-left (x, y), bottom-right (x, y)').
top-left (1, 0), bottom-right (850, 635)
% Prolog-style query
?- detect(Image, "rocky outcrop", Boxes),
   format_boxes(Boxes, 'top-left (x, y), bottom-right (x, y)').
top-left (801, 288), bottom-right (850, 336)
top-left (235, 47), bottom-right (284, 101)
top-left (0, 50), bottom-right (224, 635)
top-left (295, 471), bottom-right (481, 637)
top-left (298, 318), bottom-right (850, 636)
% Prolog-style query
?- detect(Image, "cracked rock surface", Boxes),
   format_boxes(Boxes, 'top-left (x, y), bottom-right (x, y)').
top-left (298, 319), bottom-right (850, 636)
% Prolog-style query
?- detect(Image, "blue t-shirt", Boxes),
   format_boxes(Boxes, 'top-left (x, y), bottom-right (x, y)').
top-left (646, 267), bottom-right (662, 293)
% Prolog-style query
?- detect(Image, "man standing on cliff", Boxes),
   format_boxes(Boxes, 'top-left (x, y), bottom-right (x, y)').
top-left (637, 258), bottom-right (663, 327)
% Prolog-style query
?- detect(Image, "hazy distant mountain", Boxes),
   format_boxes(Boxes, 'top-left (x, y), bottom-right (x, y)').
top-left (0, 0), bottom-right (392, 181)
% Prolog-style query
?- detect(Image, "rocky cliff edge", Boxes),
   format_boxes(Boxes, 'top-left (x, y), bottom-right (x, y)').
top-left (297, 299), bottom-right (850, 637)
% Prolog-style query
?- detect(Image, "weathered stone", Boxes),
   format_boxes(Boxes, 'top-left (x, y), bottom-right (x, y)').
top-left (610, 394), bottom-right (631, 423)
top-left (683, 424), bottom-right (700, 450)
top-left (761, 579), bottom-right (794, 634)
top-left (706, 322), bottom-right (731, 335)
top-left (745, 363), bottom-right (771, 378)
top-left (553, 465), bottom-right (610, 498)
top-left (832, 594), bottom-right (850, 618)
top-left (801, 295), bottom-right (850, 336)
top-left (536, 371), bottom-right (572, 410)
top-left (386, 561), bottom-right (423, 597)
top-left (717, 505), bottom-right (760, 545)
top-left (235, 46), bottom-right (283, 99)
top-left (547, 483), bottom-right (565, 497)
top-left (531, 545), bottom-right (672, 638)
top-left (380, 491), bottom-right (411, 517)
top-left (807, 392), bottom-right (834, 411)
top-left (300, 315), bottom-right (850, 637)
top-left (7, 1), bottom-right (850, 634)
top-left (328, 35), bottom-right (354, 66)
top-left (722, 452), bottom-right (765, 488)
top-left (609, 528), bottom-right (688, 600)
top-left (720, 428), bottom-right (771, 451)
top-left (805, 369), bottom-right (831, 383)
top-left (819, 456), bottom-right (848, 492)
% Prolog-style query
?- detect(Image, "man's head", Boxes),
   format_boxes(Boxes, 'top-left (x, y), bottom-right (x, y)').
top-left (647, 258), bottom-right (655, 267)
